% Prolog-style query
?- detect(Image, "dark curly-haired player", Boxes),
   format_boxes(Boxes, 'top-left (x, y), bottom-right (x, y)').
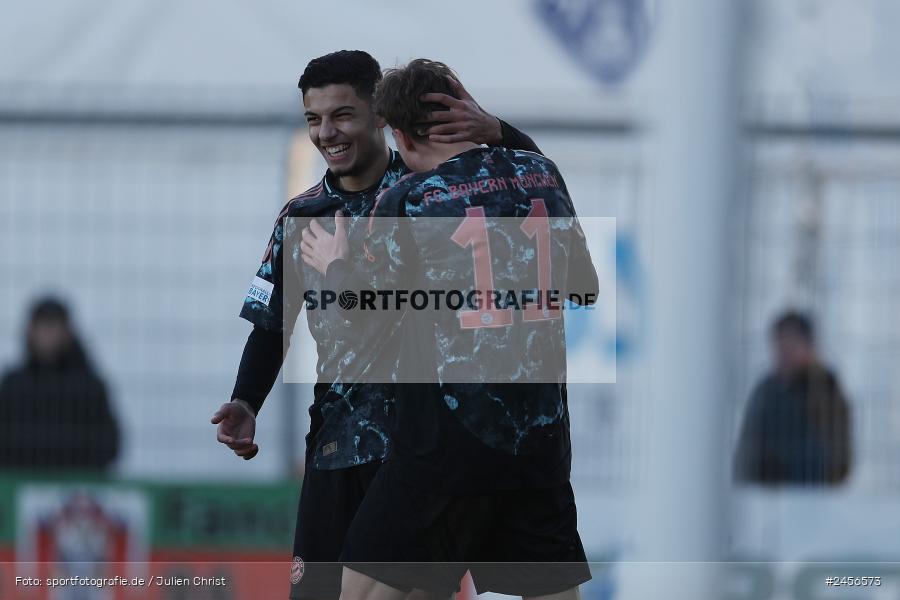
top-left (210, 50), bottom-right (542, 600)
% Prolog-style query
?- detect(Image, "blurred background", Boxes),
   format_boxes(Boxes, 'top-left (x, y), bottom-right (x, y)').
top-left (1, 0), bottom-right (899, 598)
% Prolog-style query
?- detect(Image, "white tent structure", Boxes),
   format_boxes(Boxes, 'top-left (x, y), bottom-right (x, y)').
top-left (2, 0), bottom-right (900, 124)
top-left (0, 0), bottom-right (628, 124)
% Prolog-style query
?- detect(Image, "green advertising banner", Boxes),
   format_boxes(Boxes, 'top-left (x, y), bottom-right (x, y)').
top-left (0, 475), bottom-right (299, 550)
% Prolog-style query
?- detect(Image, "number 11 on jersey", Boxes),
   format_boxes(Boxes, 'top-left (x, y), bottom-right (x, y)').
top-left (451, 199), bottom-right (560, 330)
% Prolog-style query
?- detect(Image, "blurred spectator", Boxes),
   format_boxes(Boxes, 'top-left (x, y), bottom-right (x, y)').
top-left (0, 297), bottom-right (119, 472)
top-left (734, 311), bottom-right (851, 486)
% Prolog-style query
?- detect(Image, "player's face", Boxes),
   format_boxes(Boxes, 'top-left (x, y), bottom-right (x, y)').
top-left (303, 84), bottom-right (385, 179)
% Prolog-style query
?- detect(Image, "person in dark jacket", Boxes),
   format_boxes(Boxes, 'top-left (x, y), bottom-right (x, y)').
top-left (0, 297), bottom-right (119, 471)
top-left (735, 311), bottom-right (851, 486)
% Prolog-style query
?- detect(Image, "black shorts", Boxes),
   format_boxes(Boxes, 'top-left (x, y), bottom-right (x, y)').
top-left (341, 460), bottom-right (591, 597)
top-left (290, 460), bottom-right (382, 600)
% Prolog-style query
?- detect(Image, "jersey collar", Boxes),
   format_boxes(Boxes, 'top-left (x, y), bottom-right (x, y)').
top-left (322, 149), bottom-right (405, 199)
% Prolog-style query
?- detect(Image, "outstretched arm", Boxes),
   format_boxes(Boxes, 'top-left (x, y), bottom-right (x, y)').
top-left (212, 325), bottom-right (288, 461)
top-left (231, 325), bottom-right (285, 415)
top-left (222, 202), bottom-right (305, 459)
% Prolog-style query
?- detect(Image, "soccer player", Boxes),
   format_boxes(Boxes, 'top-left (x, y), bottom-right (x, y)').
top-left (210, 50), bottom-right (542, 600)
top-left (301, 59), bottom-right (597, 600)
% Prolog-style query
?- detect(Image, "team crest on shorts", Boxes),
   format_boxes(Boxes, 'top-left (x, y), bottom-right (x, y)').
top-left (290, 556), bottom-right (305, 585)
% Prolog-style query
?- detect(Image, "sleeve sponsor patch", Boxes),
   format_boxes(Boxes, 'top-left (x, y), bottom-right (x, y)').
top-left (247, 276), bottom-right (275, 306)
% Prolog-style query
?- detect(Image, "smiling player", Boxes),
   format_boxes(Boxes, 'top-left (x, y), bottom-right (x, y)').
top-left (210, 50), bottom-right (542, 600)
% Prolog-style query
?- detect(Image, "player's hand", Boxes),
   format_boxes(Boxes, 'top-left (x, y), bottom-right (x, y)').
top-left (211, 399), bottom-right (259, 460)
top-left (420, 77), bottom-right (502, 145)
top-left (301, 211), bottom-right (349, 276)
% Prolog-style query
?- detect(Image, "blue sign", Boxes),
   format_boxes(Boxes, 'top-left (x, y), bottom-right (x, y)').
top-left (535, 0), bottom-right (657, 85)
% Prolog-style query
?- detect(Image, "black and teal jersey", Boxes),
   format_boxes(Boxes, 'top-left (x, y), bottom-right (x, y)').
top-left (327, 146), bottom-right (598, 492)
top-left (239, 149), bottom-right (406, 470)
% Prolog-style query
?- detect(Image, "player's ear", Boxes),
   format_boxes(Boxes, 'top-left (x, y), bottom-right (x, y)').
top-left (393, 129), bottom-right (415, 153)
top-left (374, 114), bottom-right (387, 129)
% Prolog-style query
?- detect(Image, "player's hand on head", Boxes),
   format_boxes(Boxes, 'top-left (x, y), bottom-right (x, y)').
top-left (211, 400), bottom-right (259, 460)
top-left (420, 77), bottom-right (502, 145)
top-left (300, 211), bottom-right (349, 276)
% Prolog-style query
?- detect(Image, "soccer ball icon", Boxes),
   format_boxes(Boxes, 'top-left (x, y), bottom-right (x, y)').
top-left (338, 290), bottom-right (359, 310)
